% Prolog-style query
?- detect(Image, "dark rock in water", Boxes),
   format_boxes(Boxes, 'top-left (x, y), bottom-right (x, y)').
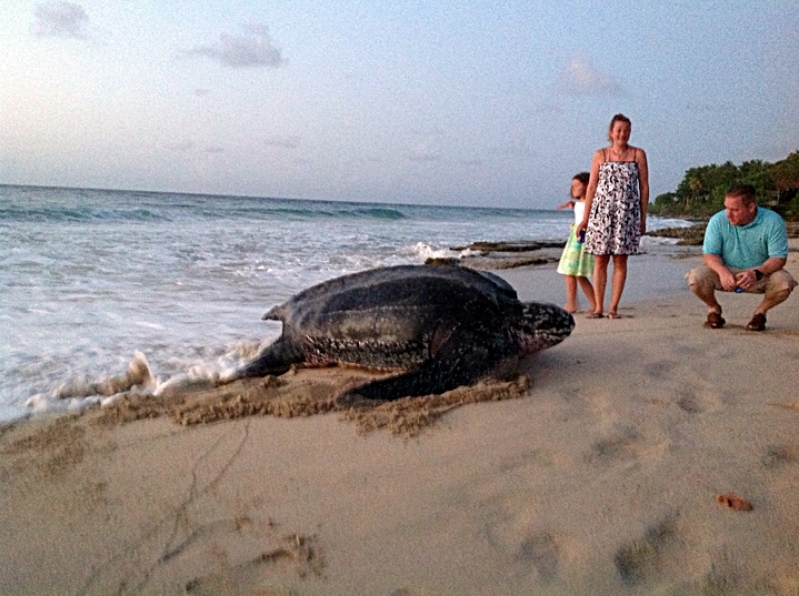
top-left (425, 257), bottom-right (461, 267)
top-left (647, 220), bottom-right (798, 247)
top-left (427, 256), bottom-right (557, 270)
top-left (487, 256), bottom-right (556, 269)
top-left (451, 240), bottom-right (564, 253)
top-left (646, 225), bottom-right (707, 246)
top-left (436, 240), bottom-right (563, 270)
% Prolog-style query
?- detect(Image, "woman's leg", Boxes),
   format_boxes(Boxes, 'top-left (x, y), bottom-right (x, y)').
top-left (608, 254), bottom-right (628, 316)
top-left (592, 255), bottom-right (610, 315)
top-left (577, 276), bottom-right (597, 312)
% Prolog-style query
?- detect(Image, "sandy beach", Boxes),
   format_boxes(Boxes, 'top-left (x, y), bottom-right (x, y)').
top-left (2, 243), bottom-right (799, 596)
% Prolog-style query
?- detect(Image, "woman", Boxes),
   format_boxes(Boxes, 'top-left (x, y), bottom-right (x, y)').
top-left (576, 113), bottom-right (649, 319)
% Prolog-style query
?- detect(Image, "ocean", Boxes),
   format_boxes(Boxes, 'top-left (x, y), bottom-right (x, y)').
top-left (0, 185), bottom-right (690, 422)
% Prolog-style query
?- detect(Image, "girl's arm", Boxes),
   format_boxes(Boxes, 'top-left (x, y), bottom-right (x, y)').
top-left (556, 200), bottom-right (575, 210)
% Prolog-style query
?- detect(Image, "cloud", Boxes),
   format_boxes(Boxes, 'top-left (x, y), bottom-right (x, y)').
top-left (556, 56), bottom-right (622, 95)
top-left (191, 25), bottom-right (285, 68)
top-left (459, 158), bottom-right (484, 167)
top-left (407, 143), bottom-right (441, 163)
top-left (264, 135), bottom-right (300, 149)
top-left (163, 141), bottom-right (195, 152)
top-left (535, 102), bottom-right (565, 115)
top-left (34, 1), bottom-right (89, 38)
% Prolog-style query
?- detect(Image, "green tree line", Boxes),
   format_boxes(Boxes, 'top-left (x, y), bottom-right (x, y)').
top-left (649, 151), bottom-right (799, 220)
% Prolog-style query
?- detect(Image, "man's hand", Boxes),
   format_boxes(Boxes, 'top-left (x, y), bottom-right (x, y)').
top-left (704, 253), bottom-right (741, 292)
top-left (734, 269), bottom-right (758, 291)
top-left (718, 269), bottom-right (738, 292)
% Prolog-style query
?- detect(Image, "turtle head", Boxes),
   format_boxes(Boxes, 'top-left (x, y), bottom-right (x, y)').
top-left (512, 302), bottom-right (575, 354)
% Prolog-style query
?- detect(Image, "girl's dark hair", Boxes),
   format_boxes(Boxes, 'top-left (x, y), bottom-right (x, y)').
top-left (572, 172), bottom-right (590, 185)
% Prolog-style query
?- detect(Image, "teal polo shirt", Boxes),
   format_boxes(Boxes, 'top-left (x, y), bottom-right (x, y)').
top-left (703, 206), bottom-right (789, 269)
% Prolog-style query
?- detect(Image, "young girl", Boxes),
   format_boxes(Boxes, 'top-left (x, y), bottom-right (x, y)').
top-left (556, 172), bottom-right (596, 314)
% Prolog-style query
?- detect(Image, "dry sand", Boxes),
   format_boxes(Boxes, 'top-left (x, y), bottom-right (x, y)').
top-left (2, 244), bottom-right (799, 596)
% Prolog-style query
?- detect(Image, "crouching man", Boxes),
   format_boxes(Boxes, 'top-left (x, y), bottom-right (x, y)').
top-left (687, 184), bottom-right (797, 331)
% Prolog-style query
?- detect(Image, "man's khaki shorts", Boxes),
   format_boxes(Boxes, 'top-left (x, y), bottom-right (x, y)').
top-left (686, 264), bottom-right (798, 296)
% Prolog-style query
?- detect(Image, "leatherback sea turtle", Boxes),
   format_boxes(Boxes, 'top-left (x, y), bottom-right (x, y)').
top-left (231, 264), bottom-right (574, 405)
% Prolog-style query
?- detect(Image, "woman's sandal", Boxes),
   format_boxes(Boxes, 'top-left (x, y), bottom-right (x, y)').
top-left (586, 312), bottom-right (604, 319)
top-left (607, 312), bottom-right (622, 319)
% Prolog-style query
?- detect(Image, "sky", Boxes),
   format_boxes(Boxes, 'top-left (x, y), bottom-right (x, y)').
top-left (1, 1), bottom-right (798, 209)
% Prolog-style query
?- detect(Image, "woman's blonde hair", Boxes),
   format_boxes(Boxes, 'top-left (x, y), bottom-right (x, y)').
top-left (607, 113), bottom-right (631, 142)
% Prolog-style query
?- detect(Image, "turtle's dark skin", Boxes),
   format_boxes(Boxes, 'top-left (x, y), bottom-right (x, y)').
top-left (230, 264), bottom-right (574, 405)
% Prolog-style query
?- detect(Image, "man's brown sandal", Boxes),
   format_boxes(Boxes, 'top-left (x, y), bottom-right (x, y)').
top-left (746, 313), bottom-right (766, 332)
top-left (704, 312), bottom-right (725, 329)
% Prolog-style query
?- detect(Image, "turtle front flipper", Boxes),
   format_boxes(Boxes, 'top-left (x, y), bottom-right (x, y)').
top-left (336, 327), bottom-right (516, 406)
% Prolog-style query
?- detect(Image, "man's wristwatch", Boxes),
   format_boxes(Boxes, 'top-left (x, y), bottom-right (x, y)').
top-left (754, 269), bottom-right (764, 281)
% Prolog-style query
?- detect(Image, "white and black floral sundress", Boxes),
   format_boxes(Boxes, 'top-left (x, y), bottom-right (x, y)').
top-left (585, 157), bottom-right (641, 256)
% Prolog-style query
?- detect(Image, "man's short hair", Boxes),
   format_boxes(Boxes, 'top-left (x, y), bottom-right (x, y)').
top-left (726, 184), bottom-right (757, 205)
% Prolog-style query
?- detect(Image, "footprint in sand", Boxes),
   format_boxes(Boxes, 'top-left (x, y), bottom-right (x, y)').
top-left (586, 418), bottom-right (672, 468)
top-left (614, 516), bottom-right (687, 586)
top-left (483, 514), bottom-right (563, 584)
top-left (517, 532), bottom-right (559, 583)
top-left (389, 589), bottom-right (450, 596)
top-left (675, 385), bottom-right (722, 414)
top-left (761, 444), bottom-right (799, 468)
top-left (183, 533), bottom-right (323, 595)
top-left (587, 424), bottom-right (640, 463)
top-left (645, 359), bottom-right (678, 380)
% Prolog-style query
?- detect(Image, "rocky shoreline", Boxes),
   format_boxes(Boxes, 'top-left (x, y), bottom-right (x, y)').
top-left (426, 240), bottom-right (564, 270)
top-left (430, 231), bottom-right (698, 271)
top-left (433, 221), bottom-right (799, 271)
top-left (646, 225), bottom-right (706, 245)
top-left (648, 221), bottom-right (799, 246)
